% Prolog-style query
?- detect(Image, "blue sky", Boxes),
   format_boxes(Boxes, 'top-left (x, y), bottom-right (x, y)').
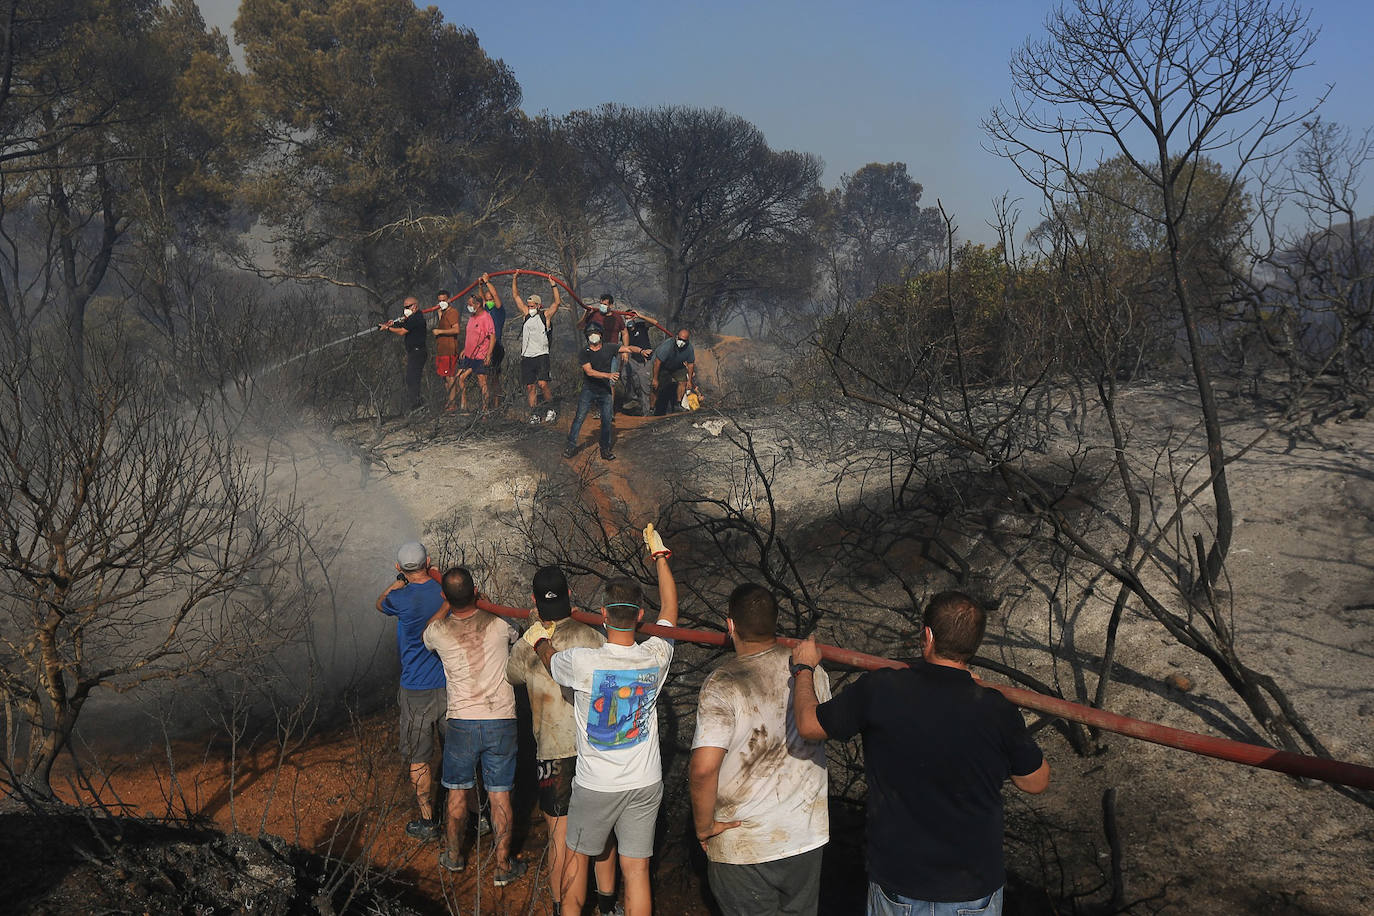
top-left (201, 0), bottom-right (1374, 243)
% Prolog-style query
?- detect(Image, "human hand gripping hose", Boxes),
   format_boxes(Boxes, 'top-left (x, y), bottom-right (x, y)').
top-left (522, 618), bottom-right (554, 647)
top-left (643, 523), bottom-right (671, 560)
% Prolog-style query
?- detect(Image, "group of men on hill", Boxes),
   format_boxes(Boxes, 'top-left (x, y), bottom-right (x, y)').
top-left (379, 275), bottom-right (699, 461)
top-left (377, 523), bottom-right (1050, 916)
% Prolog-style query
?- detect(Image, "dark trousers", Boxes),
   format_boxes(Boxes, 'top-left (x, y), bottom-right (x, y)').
top-left (404, 348), bottom-right (425, 409)
top-left (566, 387), bottom-right (613, 454)
top-left (707, 846), bottom-right (824, 916)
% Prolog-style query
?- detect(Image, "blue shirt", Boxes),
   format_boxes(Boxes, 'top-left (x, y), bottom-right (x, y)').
top-left (652, 338), bottom-right (695, 371)
top-left (487, 303), bottom-right (507, 342)
top-left (381, 579), bottom-right (446, 690)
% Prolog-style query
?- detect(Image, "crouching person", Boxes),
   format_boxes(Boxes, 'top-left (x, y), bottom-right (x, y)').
top-left (525, 525), bottom-right (680, 916)
top-left (423, 567), bottom-right (527, 886)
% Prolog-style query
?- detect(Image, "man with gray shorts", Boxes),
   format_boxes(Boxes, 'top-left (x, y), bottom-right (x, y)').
top-left (375, 541), bottom-right (446, 841)
top-left (524, 525), bottom-right (680, 916)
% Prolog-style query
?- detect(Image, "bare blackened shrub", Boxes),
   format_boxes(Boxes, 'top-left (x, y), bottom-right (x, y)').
top-left (0, 338), bottom-right (318, 798)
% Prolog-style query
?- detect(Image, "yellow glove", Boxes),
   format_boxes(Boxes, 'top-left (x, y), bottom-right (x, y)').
top-left (522, 620), bottom-right (551, 647)
top-left (643, 523), bottom-right (671, 560)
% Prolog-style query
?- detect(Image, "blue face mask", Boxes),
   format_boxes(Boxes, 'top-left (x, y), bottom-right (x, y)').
top-left (598, 303), bottom-right (609, 314)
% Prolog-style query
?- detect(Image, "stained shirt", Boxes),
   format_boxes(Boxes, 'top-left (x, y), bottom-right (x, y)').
top-left (692, 645), bottom-right (831, 864)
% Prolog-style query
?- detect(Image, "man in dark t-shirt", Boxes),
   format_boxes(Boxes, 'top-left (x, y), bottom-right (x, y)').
top-left (563, 329), bottom-right (628, 461)
top-left (380, 296), bottom-right (428, 412)
top-left (792, 591), bottom-right (1050, 916)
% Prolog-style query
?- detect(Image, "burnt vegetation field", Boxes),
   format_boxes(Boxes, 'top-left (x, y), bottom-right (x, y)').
top-left (2, 0), bottom-right (1373, 913)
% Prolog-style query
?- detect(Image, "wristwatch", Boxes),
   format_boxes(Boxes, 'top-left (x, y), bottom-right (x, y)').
top-left (790, 662), bottom-right (815, 677)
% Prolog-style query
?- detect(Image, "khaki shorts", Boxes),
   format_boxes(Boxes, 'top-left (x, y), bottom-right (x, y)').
top-left (397, 686), bottom-right (446, 764)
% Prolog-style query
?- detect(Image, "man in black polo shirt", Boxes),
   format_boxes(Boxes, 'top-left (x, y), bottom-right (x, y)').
top-left (791, 591), bottom-right (1050, 916)
top-left (563, 327), bottom-right (627, 461)
top-left (380, 296), bottom-right (428, 412)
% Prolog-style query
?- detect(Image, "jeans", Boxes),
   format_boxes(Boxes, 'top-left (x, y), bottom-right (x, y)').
top-left (623, 358), bottom-right (651, 412)
top-left (866, 883), bottom-right (1002, 916)
top-left (567, 386), bottom-right (614, 454)
top-left (441, 718), bottom-right (518, 792)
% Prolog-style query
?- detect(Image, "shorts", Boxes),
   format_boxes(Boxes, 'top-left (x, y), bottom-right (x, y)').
top-left (490, 342), bottom-right (505, 371)
top-left (441, 718), bottom-right (517, 792)
top-left (565, 781), bottom-right (663, 859)
top-left (435, 355), bottom-right (458, 378)
top-left (537, 756), bottom-right (577, 818)
top-left (396, 686), bottom-right (446, 764)
top-left (521, 354), bottom-right (552, 386)
top-left (460, 357), bottom-right (487, 375)
top-left (663, 365), bottom-right (689, 386)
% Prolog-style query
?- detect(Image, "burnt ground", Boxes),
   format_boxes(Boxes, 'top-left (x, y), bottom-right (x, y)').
top-left (11, 351), bottom-right (1374, 914)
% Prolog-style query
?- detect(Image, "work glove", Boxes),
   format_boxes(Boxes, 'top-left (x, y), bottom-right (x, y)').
top-left (643, 523), bottom-right (671, 560)
top-left (522, 620), bottom-right (552, 647)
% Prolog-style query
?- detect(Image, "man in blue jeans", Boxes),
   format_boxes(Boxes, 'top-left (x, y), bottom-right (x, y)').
top-left (564, 328), bottom-right (628, 461)
top-left (791, 591), bottom-right (1051, 916)
top-left (422, 566), bottom-right (527, 886)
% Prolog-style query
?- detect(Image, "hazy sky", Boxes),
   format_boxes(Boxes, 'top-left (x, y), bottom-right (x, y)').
top-left (200, 0), bottom-right (1374, 243)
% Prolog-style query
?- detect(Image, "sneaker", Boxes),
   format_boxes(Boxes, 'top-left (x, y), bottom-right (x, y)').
top-left (405, 818), bottom-right (440, 841)
top-left (474, 814), bottom-right (491, 837)
top-left (563, 446), bottom-right (576, 459)
top-left (438, 850), bottom-right (467, 872)
top-left (599, 904), bottom-right (625, 916)
top-left (544, 408), bottom-right (557, 423)
top-left (492, 858), bottom-right (527, 887)
top-left (600, 451), bottom-right (616, 461)
top-left (529, 412), bottom-right (541, 424)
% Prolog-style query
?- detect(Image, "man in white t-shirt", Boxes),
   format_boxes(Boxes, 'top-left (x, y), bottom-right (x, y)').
top-left (512, 270), bottom-right (561, 423)
top-left (422, 566), bottom-right (527, 887)
top-left (524, 525), bottom-right (678, 916)
top-left (689, 583), bottom-right (831, 915)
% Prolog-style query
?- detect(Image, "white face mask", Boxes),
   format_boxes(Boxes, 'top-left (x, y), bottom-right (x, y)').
top-left (468, 305), bottom-right (478, 315)
top-left (402, 307), bottom-right (415, 318)
top-left (437, 300), bottom-right (449, 310)
top-left (588, 333), bottom-right (602, 345)
top-left (598, 303), bottom-right (609, 314)
top-left (675, 339), bottom-right (687, 349)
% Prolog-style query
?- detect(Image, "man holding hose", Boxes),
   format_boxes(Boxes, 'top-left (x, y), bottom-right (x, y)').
top-left (523, 526), bottom-right (680, 916)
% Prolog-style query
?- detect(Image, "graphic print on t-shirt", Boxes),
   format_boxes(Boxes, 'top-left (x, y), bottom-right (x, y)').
top-left (587, 666), bottom-right (659, 750)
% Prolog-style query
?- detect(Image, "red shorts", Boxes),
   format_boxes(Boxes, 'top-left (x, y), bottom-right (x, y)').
top-left (435, 355), bottom-right (458, 378)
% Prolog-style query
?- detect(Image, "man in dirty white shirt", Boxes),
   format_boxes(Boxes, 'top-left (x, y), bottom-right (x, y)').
top-left (688, 583), bottom-right (831, 915)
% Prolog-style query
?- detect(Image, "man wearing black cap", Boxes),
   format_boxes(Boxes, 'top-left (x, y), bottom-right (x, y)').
top-left (375, 541), bottom-right (446, 840)
top-left (506, 567), bottom-right (622, 916)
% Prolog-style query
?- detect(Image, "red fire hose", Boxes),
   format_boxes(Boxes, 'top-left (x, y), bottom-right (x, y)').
top-left (387, 269), bottom-right (670, 334)
top-left (473, 596), bottom-right (1374, 791)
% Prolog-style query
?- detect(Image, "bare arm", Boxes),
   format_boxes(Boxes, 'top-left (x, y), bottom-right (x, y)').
top-left (512, 271), bottom-right (529, 316)
top-left (791, 637), bottom-right (828, 740)
top-left (546, 281), bottom-right (561, 320)
top-left (688, 746), bottom-right (741, 850)
top-left (375, 578), bottom-right (404, 613)
top-left (1011, 759), bottom-right (1051, 794)
top-left (653, 554), bottom-right (678, 625)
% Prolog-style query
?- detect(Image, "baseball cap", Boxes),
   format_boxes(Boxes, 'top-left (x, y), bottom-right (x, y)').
top-left (528, 293), bottom-right (542, 306)
top-left (532, 565), bottom-right (572, 621)
top-left (397, 541), bottom-right (427, 571)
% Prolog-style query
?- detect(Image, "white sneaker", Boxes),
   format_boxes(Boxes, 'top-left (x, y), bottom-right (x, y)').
top-left (529, 412), bottom-right (541, 424)
top-left (544, 408), bottom-right (557, 423)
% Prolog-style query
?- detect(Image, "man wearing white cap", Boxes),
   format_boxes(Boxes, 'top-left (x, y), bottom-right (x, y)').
top-left (375, 541), bottom-right (445, 840)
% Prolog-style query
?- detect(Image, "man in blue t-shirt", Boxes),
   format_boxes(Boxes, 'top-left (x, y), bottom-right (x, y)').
top-left (650, 329), bottom-right (696, 416)
top-left (376, 540), bottom-right (447, 840)
top-left (791, 591), bottom-right (1050, 916)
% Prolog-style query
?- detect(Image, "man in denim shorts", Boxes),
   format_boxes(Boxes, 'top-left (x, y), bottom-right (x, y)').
top-left (423, 566), bottom-right (527, 886)
top-left (375, 541), bottom-right (445, 841)
top-left (525, 526), bottom-right (679, 916)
